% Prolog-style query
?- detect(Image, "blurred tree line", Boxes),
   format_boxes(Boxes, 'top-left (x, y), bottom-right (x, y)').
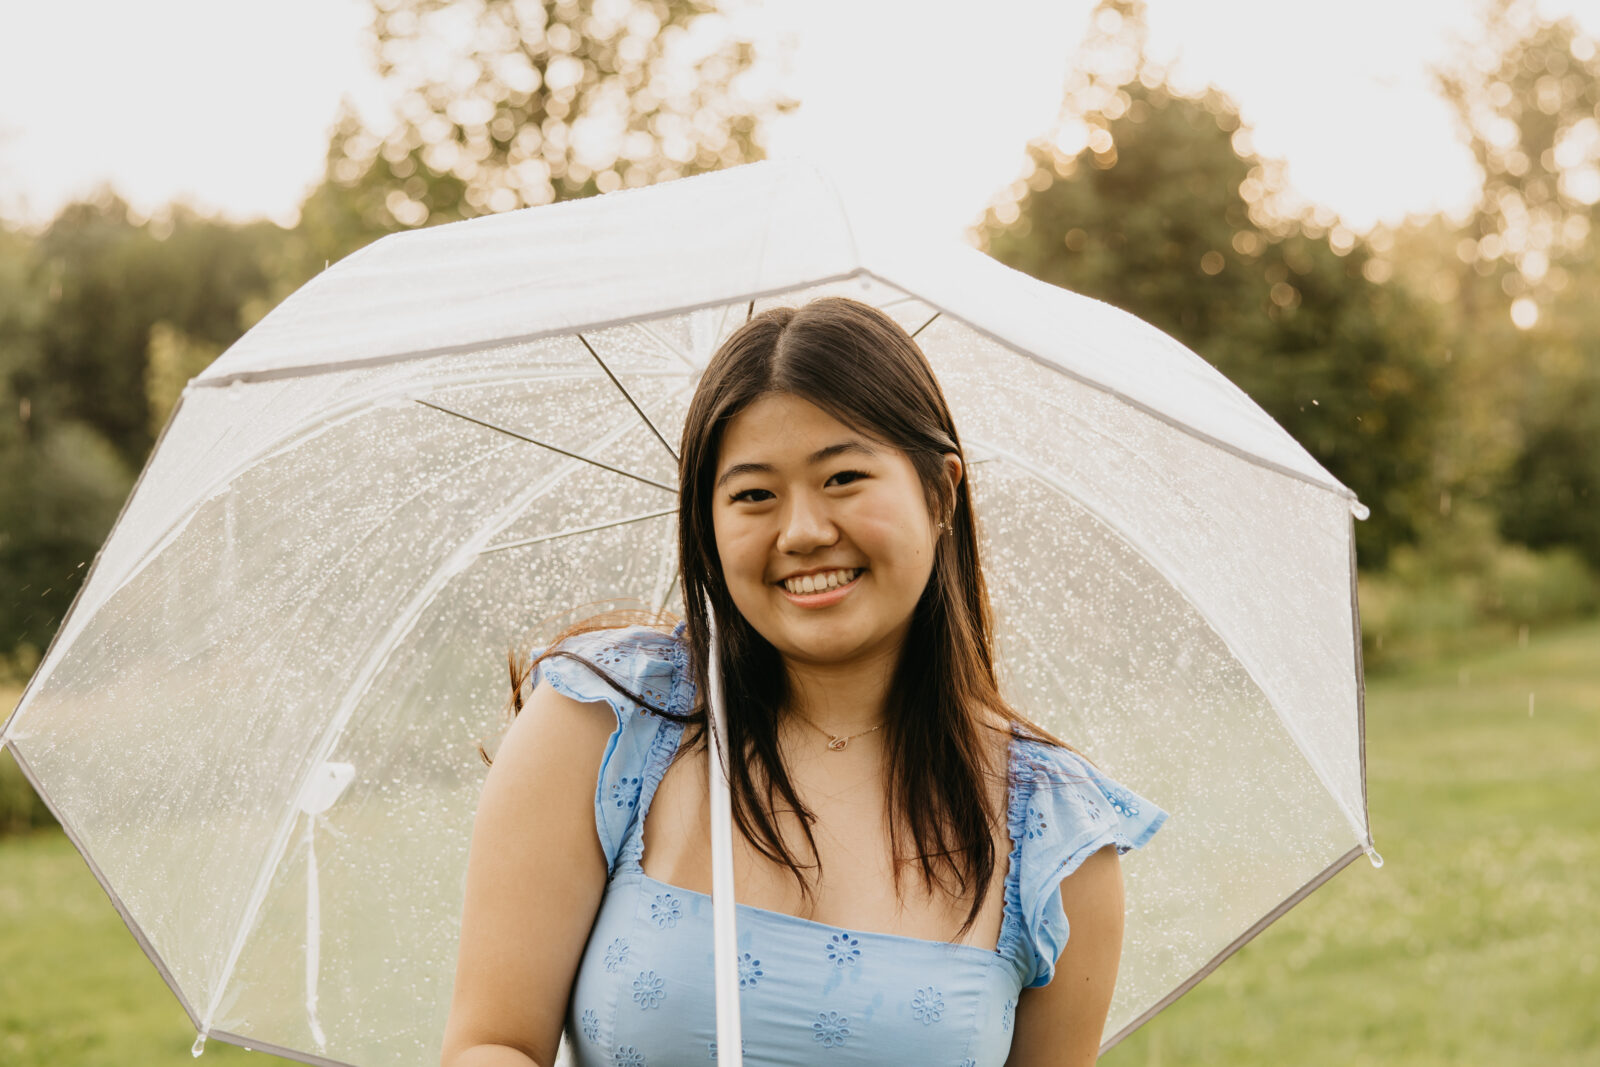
top-left (0, 0), bottom-right (1596, 701)
top-left (978, 0), bottom-right (1600, 666)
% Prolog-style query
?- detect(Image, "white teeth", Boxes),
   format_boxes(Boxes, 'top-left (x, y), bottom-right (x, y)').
top-left (783, 568), bottom-right (860, 595)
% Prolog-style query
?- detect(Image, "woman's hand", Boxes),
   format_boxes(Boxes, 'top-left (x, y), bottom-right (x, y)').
top-left (439, 679), bottom-right (619, 1067)
top-left (1005, 844), bottom-right (1126, 1067)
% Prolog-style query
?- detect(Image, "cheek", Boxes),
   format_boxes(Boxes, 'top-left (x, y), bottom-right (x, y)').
top-left (851, 502), bottom-right (933, 574)
top-left (711, 513), bottom-right (767, 585)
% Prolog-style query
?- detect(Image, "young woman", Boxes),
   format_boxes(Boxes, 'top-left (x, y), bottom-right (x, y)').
top-left (440, 297), bottom-right (1167, 1067)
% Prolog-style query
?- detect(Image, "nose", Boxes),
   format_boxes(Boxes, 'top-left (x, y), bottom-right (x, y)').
top-left (776, 491), bottom-right (837, 555)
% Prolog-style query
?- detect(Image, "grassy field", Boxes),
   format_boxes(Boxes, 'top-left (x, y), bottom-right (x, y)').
top-left (3, 617), bottom-right (1597, 1066)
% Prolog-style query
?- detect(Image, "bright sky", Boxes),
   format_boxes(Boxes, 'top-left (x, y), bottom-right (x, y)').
top-left (1, 0), bottom-right (1596, 239)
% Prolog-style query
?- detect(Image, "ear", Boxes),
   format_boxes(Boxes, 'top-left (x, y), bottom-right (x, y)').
top-left (940, 452), bottom-right (964, 516)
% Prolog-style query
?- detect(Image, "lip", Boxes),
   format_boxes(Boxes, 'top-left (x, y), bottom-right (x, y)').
top-left (776, 569), bottom-right (863, 609)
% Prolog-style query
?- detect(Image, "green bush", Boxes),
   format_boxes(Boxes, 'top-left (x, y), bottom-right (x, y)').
top-left (1, 747), bottom-right (58, 836)
top-left (1, 681), bottom-right (58, 836)
top-left (1359, 502), bottom-right (1600, 672)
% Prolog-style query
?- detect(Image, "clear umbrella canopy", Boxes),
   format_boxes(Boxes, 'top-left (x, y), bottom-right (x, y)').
top-left (1, 160), bottom-right (1375, 1066)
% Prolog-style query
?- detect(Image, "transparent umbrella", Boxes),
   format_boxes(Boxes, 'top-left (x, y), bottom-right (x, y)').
top-left (1, 159), bottom-right (1379, 1066)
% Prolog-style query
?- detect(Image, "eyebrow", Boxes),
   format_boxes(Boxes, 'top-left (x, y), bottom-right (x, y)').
top-left (715, 441), bottom-right (878, 490)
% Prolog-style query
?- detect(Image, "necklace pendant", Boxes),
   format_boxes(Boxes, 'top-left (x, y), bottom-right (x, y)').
top-left (827, 736), bottom-right (849, 751)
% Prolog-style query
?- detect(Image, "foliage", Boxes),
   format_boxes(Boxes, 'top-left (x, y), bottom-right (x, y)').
top-left (22, 197), bottom-right (286, 467)
top-left (1497, 376), bottom-right (1600, 568)
top-left (0, 750), bottom-right (56, 835)
top-left (0, 204), bottom-right (289, 664)
top-left (975, 1), bottom-right (1447, 568)
top-left (1424, 0), bottom-right (1600, 578)
top-left (1358, 501), bottom-right (1599, 673)
top-left (1435, 0), bottom-right (1600, 314)
top-left (298, 0), bottom-right (792, 266)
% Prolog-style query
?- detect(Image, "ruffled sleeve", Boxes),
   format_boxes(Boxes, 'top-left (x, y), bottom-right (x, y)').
top-left (530, 622), bottom-right (691, 874)
top-left (1009, 738), bottom-right (1169, 988)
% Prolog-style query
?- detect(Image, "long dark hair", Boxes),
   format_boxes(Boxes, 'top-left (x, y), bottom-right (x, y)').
top-left (503, 296), bottom-right (1074, 940)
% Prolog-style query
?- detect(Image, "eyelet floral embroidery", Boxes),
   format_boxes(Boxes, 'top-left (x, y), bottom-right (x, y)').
top-left (812, 1010), bottom-right (851, 1047)
top-left (610, 776), bottom-right (641, 809)
top-left (737, 952), bottom-right (763, 988)
top-left (1105, 782), bottom-right (1140, 818)
top-left (826, 932), bottom-right (861, 967)
top-left (1024, 804), bottom-right (1048, 839)
top-left (604, 937), bottom-right (630, 972)
top-left (959, 1060), bottom-right (977, 1067)
top-left (613, 1046), bottom-right (645, 1066)
top-left (910, 986), bottom-right (945, 1024)
top-left (650, 893), bottom-right (682, 928)
top-left (592, 645), bottom-right (630, 668)
top-left (707, 1038), bottom-right (746, 1059)
top-left (632, 970), bottom-right (666, 1010)
top-left (1002, 997), bottom-right (1016, 1032)
top-left (580, 1008), bottom-right (599, 1041)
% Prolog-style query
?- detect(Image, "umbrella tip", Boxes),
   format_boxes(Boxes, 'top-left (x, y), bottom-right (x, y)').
top-left (1363, 843), bottom-right (1384, 869)
top-left (1349, 499), bottom-right (1371, 521)
top-left (192, 1031), bottom-right (208, 1057)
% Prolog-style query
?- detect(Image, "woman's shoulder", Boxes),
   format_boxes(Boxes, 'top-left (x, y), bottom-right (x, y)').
top-left (532, 620), bottom-right (692, 873)
top-left (544, 620), bottom-right (685, 665)
top-left (535, 620), bottom-right (690, 717)
top-left (1007, 731), bottom-right (1167, 848)
top-left (1005, 730), bottom-right (1169, 988)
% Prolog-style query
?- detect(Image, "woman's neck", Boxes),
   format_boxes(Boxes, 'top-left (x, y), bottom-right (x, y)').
top-left (780, 640), bottom-right (900, 737)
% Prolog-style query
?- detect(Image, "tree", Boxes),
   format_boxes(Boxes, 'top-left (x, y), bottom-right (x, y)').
top-left (297, 0), bottom-right (792, 266)
top-left (1436, 0), bottom-right (1600, 323)
top-left (1432, 1), bottom-right (1600, 566)
top-left (976, 0), bottom-right (1446, 567)
top-left (0, 221), bottom-right (132, 670)
top-left (26, 197), bottom-right (285, 466)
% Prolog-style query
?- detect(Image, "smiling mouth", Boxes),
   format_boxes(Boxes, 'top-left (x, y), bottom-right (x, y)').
top-left (777, 567), bottom-right (864, 595)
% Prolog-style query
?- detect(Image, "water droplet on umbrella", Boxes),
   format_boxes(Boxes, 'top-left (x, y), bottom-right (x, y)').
top-left (191, 1032), bottom-right (207, 1056)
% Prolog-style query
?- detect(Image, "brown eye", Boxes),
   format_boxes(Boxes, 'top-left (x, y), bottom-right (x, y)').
top-left (729, 488), bottom-right (773, 503)
top-left (827, 470), bottom-right (867, 487)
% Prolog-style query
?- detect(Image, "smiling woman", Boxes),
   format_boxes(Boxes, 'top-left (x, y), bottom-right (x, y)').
top-left (712, 390), bottom-right (959, 681)
top-left (440, 297), bottom-right (1168, 1067)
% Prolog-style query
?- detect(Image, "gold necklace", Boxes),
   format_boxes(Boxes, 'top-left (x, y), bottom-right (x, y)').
top-left (793, 712), bottom-right (884, 751)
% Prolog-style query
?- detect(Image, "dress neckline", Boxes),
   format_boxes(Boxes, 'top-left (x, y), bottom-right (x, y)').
top-left (621, 722), bottom-right (1029, 962)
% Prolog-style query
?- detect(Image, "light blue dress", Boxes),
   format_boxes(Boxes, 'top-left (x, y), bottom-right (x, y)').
top-left (533, 623), bottom-right (1168, 1066)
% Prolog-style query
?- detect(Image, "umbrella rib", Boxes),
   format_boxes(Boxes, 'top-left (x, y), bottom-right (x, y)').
top-left (910, 311), bottom-right (940, 338)
top-left (575, 333), bottom-right (681, 464)
top-left (480, 507), bottom-right (678, 555)
top-left (412, 397), bottom-right (676, 494)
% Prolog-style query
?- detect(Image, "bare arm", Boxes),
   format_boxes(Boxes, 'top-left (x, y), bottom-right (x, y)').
top-left (439, 679), bottom-right (619, 1067)
top-left (1005, 844), bottom-right (1126, 1067)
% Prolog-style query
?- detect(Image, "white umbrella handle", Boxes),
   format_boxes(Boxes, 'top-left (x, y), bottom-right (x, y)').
top-left (704, 602), bottom-right (743, 1065)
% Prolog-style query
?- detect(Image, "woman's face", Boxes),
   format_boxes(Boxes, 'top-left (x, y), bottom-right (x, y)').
top-left (711, 391), bottom-right (960, 669)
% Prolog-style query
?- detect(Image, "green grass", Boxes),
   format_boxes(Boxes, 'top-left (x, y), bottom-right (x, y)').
top-left (4, 619), bottom-right (1599, 1065)
top-left (1105, 616), bottom-right (1600, 1066)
